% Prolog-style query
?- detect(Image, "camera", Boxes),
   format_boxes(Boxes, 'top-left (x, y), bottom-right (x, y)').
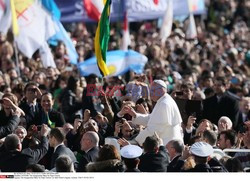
top-left (37, 125), bottom-right (42, 131)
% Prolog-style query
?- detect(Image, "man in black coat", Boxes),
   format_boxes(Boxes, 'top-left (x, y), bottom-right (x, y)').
top-left (49, 128), bottom-right (77, 170)
top-left (77, 131), bottom-right (99, 172)
top-left (138, 135), bottom-right (169, 172)
top-left (202, 77), bottom-right (240, 128)
top-left (166, 139), bottom-right (185, 172)
top-left (0, 125), bottom-right (50, 172)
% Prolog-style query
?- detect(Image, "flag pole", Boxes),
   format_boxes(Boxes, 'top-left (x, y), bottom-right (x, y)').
top-left (13, 39), bottom-right (21, 76)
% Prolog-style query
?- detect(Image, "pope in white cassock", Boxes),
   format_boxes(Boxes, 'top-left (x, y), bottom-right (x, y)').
top-left (123, 80), bottom-right (183, 146)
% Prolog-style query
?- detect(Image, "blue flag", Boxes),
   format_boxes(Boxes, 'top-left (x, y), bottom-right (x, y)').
top-left (42, 0), bottom-right (78, 64)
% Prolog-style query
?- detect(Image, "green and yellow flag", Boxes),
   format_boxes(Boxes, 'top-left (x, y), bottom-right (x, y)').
top-left (94, 0), bottom-right (112, 77)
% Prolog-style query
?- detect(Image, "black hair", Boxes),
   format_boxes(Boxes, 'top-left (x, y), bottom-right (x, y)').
top-left (50, 128), bottom-right (65, 143)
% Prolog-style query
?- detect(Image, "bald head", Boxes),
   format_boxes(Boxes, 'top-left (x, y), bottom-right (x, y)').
top-left (85, 131), bottom-right (99, 146)
top-left (81, 131), bottom-right (99, 151)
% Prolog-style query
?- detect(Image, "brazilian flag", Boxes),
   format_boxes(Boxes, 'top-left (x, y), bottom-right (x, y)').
top-left (94, 0), bottom-right (112, 77)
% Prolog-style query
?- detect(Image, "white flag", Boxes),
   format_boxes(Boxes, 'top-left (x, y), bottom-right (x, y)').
top-left (120, 12), bottom-right (131, 51)
top-left (159, 0), bottom-right (173, 42)
top-left (39, 42), bottom-right (56, 68)
top-left (186, 0), bottom-right (197, 39)
top-left (186, 13), bottom-right (197, 39)
top-left (0, 0), bottom-right (11, 34)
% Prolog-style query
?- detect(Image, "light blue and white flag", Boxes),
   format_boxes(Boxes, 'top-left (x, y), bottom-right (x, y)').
top-left (78, 50), bottom-right (148, 77)
top-left (42, 0), bottom-right (78, 65)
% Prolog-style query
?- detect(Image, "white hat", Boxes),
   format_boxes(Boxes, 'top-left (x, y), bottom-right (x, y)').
top-left (190, 142), bottom-right (213, 157)
top-left (120, 145), bottom-right (143, 159)
top-left (153, 80), bottom-right (167, 89)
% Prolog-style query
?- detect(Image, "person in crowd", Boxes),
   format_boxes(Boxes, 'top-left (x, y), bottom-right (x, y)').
top-left (234, 124), bottom-right (250, 169)
top-left (59, 76), bottom-right (82, 123)
top-left (237, 97), bottom-right (250, 131)
top-left (114, 118), bottom-right (136, 141)
top-left (26, 164), bottom-right (46, 172)
top-left (49, 128), bottom-right (77, 170)
top-left (38, 92), bottom-right (65, 128)
top-left (14, 126), bottom-right (27, 143)
top-left (166, 139), bottom-right (185, 172)
top-left (55, 155), bottom-right (75, 172)
top-left (218, 116), bottom-right (233, 133)
top-left (81, 74), bottom-right (101, 118)
top-left (217, 130), bottom-right (237, 157)
top-left (202, 130), bottom-right (228, 172)
top-left (0, 124), bottom-right (49, 172)
top-left (0, 96), bottom-right (23, 139)
top-left (86, 144), bottom-right (124, 172)
top-left (122, 80), bottom-right (183, 146)
top-left (224, 157), bottom-right (244, 172)
top-left (202, 77), bottom-right (240, 129)
top-left (77, 131), bottom-right (99, 172)
top-left (184, 118), bottom-right (213, 145)
top-left (138, 135), bottom-right (169, 172)
top-left (120, 145), bottom-right (142, 172)
top-left (19, 82), bottom-right (43, 128)
top-left (185, 142), bottom-right (214, 172)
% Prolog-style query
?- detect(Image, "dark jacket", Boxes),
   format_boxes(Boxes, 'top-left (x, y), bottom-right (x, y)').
top-left (60, 89), bottom-right (82, 123)
top-left (37, 109), bottom-right (66, 128)
top-left (86, 159), bottom-right (124, 172)
top-left (202, 92), bottom-right (239, 127)
top-left (0, 151), bottom-right (35, 172)
top-left (138, 146), bottom-right (169, 172)
top-left (77, 146), bottom-right (99, 172)
top-left (167, 155), bottom-right (185, 172)
top-left (0, 115), bottom-right (20, 139)
top-left (0, 137), bottom-right (48, 172)
top-left (185, 163), bottom-right (213, 172)
top-left (82, 88), bottom-right (98, 117)
top-left (19, 100), bottom-right (42, 128)
top-left (21, 136), bottom-right (49, 164)
top-left (51, 144), bottom-right (77, 169)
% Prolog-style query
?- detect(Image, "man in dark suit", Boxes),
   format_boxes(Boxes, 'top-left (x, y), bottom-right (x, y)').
top-left (166, 139), bottom-right (185, 172)
top-left (138, 135), bottom-right (169, 172)
top-left (77, 131), bottom-right (99, 172)
top-left (49, 128), bottom-right (77, 170)
top-left (19, 82), bottom-right (43, 129)
top-left (0, 125), bottom-right (50, 172)
top-left (202, 77), bottom-right (240, 129)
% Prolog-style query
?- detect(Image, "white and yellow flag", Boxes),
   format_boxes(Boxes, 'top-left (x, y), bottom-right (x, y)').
top-left (1, 0), bottom-right (56, 67)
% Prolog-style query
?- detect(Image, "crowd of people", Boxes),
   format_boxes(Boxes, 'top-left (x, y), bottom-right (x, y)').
top-left (0, 0), bottom-right (249, 172)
